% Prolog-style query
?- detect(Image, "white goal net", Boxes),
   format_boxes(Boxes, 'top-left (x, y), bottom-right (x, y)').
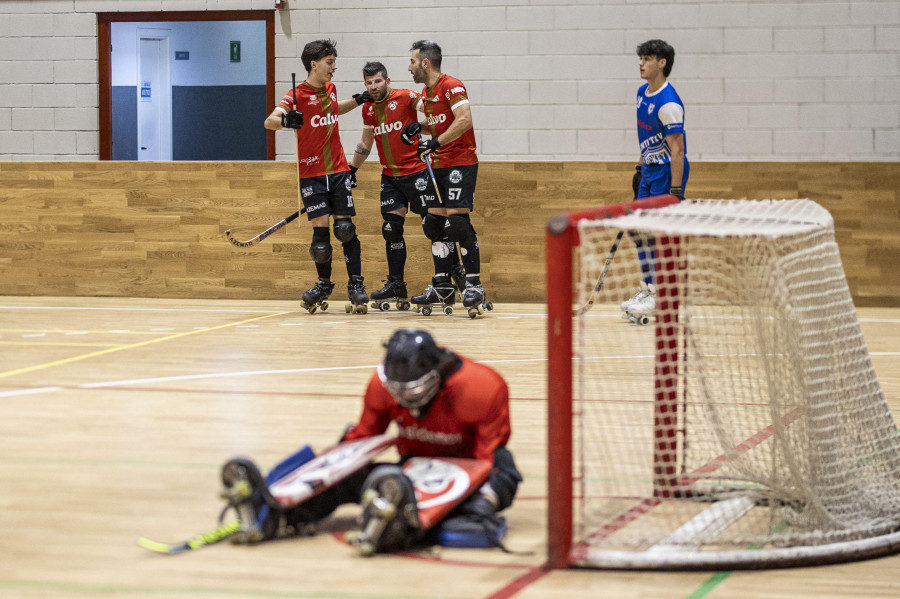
top-left (570, 199), bottom-right (900, 569)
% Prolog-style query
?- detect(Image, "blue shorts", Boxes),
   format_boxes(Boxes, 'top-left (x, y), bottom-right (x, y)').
top-left (637, 161), bottom-right (690, 199)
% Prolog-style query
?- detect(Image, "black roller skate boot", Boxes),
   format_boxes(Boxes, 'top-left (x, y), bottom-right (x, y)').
top-left (300, 278), bottom-right (335, 314)
top-left (410, 276), bottom-right (456, 317)
top-left (345, 465), bottom-right (421, 557)
top-left (462, 277), bottom-right (494, 319)
top-left (220, 457), bottom-right (284, 544)
top-left (369, 275), bottom-right (410, 312)
top-left (450, 262), bottom-right (466, 295)
top-left (345, 274), bottom-right (369, 314)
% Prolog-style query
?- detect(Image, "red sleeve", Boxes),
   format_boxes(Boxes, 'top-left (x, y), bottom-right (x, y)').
top-left (343, 373), bottom-right (394, 441)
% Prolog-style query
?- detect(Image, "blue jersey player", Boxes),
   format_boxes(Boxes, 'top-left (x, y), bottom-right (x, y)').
top-left (623, 39), bottom-right (689, 322)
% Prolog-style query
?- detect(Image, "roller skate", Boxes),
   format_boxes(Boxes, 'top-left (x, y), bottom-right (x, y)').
top-left (345, 274), bottom-right (369, 314)
top-left (461, 277), bottom-right (494, 319)
top-left (624, 282), bottom-right (655, 326)
top-left (345, 466), bottom-right (421, 557)
top-left (369, 275), bottom-right (410, 312)
top-left (220, 458), bottom-right (284, 544)
top-left (300, 278), bottom-right (335, 314)
top-left (410, 276), bottom-right (456, 316)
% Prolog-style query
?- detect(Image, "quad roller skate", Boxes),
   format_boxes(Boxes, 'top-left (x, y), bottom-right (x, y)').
top-left (410, 277), bottom-right (456, 316)
top-left (369, 275), bottom-right (411, 312)
top-left (461, 278), bottom-right (494, 319)
top-left (345, 274), bottom-right (369, 314)
top-left (220, 458), bottom-right (283, 544)
top-left (300, 278), bottom-right (335, 314)
top-left (622, 282), bottom-right (655, 326)
top-left (345, 466), bottom-right (420, 557)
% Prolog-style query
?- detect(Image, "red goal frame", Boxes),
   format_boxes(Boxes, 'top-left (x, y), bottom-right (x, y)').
top-left (544, 195), bottom-right (680, 570)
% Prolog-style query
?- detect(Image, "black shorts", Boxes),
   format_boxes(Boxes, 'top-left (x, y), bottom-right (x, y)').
top-left (299, 171), bottom-right (356, 220)
top-left (379, 168), bottom-right (439, 216)
top-left (432, 163), bottom-right (478, 211)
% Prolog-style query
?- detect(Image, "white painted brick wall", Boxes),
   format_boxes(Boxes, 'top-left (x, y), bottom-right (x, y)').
top-left (0, 0), bottom-right (896, 160)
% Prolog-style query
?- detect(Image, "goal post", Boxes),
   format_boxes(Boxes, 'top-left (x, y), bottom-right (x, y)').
top-left (546, 197), bottom-right (900, 570)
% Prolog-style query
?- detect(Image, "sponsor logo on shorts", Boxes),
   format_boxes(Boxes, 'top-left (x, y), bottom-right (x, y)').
top-left (449, 170), bottom-right (462, 184)
top-left (414, 178), bottom-right (428, 191)
top-left (345, 177), bottom-right (353, 191)
top-left (309, 201), bottom-right (327, 212)
top-left (380, 198), bottom-right (395, 207)
top-left (301, 186), bottom-right (314, 197)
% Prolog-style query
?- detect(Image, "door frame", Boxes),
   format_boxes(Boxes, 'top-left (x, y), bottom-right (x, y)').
top-left (98, 10), bottom-right (276, 160)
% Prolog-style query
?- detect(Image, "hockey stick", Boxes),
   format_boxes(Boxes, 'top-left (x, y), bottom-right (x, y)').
top-left (138, 519), bottom-right (241, 555)
top-left (225, 208), bottom-right (305, 248)
top-left (573, 229), bottom-right (624, 317)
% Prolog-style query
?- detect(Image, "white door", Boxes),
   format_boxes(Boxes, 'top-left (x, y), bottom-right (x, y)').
top-left (137, 30), bottom-right (171, 160)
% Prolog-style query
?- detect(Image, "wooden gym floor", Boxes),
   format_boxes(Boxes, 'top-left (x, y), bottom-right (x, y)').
top-left (1, 296), bottom-right (899, 599)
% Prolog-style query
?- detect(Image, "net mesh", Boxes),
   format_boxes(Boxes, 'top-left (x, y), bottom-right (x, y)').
top-left (573, 199), bottom-right (900, 568)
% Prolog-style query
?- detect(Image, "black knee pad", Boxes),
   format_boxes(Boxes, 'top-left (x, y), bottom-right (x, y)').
top-left (382, 213), bottom-right (405, 243)
top-left (309, 228), bottom-right (332, 264)
top-left (421, 213), bottom-right (447, 241)
top-left (333, 219), bottom-right (357, 244)
top-left (446, 214), bottom-right (473, 243)
top-left (489, 446), bottom-right (523, 512)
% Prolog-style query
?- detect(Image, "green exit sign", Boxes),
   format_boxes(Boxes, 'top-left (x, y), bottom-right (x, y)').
top-left (230, 41), bottom-right (241, 62)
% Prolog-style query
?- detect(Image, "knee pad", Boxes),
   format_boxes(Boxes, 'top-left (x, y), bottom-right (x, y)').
top-left (421, 213), bottom-right (447, 241)
top-left (446, 214), bottom-right (473, 243)
top-left (309, 240), bottom-right (333, 264)
top-left (333, 219), bottom-right (357, 244)
top-left (381, 213), bottom-right (405, 243)
top-left (489, 446), bottom-right (523, 511)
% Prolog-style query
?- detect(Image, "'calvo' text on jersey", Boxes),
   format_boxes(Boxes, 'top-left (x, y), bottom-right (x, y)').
top-left (373, 120), bottom-right (402, 136)
top-left (426, 114), bottom-right (447, 126)
top-left (310, 113), bottom-right (339, 128)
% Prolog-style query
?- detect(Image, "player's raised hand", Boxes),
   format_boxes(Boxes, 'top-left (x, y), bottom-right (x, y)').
top-left (281, 110), bottom-right (304, 129)
top-left (353, 91), bottom-right (374, 105)
top-left (417, 138), bottom-right (440, 162)
top-left (401, 122), bottom-right (421, 145)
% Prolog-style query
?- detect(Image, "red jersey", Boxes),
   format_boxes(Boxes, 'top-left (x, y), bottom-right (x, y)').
top-left (415, 74), bottom-right (478, 169)
top-left (345, 357), bottom-right (511, 463)
top-left (361, 88), bottom-right (423, 177)
top-left (279, 81), bottom-right (349, 179)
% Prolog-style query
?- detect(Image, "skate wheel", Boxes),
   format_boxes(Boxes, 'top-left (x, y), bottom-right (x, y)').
top-left (359, 304), bottom-right (368, 314)
top-left (345, 303), bottom-right (352, 313)
top-left (360, 488), bottom-right (379, 505)
top-left (422, 306), bottom-right (432, 316)
top-left (358, 541), bottom-right (376, 557)
top-left (397, 300), bottom-right (410, 311)
top-left (307, 305), bottom-right (317, 314)
top-left (320, 301), bottom-right (328, 312)
top-left (377, 502), bottom-right (397, 519)
top-left (345, 530), bottom-right (365, 546)
top-left (638, 315), bottom-right (650, 326)
top-left (467, 308), bottom-right (478, 319)
top-left (485, 301), bottom-right (494, 311)
top-left (378, 301), bottom-right (390, 312)
top-left (443, 305), bottom-right (453, 316)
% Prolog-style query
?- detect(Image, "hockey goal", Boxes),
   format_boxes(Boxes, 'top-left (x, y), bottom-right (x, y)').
top-left (546, 197), bottom-right (900, 570)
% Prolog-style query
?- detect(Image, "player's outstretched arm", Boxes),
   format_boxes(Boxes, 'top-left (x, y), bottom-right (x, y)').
top-left (264, 107), bottom-right (284, 130)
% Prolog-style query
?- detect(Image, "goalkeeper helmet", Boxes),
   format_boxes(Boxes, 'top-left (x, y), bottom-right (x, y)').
top-left (378, 329), bottom-right (455, 414)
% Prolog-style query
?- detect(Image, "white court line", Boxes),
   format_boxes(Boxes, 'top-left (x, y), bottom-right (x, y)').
top-left (0, 386), bottom-right (63, 398)
top-left (80, 364), bottom-right (380, 388)
top-left (0, 305), bottom-right (286, 314)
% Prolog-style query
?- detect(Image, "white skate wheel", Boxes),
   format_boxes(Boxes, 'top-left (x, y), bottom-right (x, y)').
top-left (345, 303), bottom-right (352, 313)
top-left (358, 541), bottom-right (376, 557)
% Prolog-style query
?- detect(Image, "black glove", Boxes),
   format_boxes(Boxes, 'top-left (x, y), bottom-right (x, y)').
top-left (353, 91), bottom-right (374, 105)
top-left (632, 164), bottom-right (641, 199)
top-left (348, 165), bottom-right (358, 189)
top-left (281, 110), bottom-right (304, 129)
top-left (401, 122), bottom-right (421, 145)
top-left (417, 138), bottom-right (440, 162)
top-left (669, 186), bottom-right (684, 201)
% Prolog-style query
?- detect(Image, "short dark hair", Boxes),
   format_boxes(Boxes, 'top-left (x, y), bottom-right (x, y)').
top-left (636, 39), bottom-right (675, 77)
top-left (301, 39), bottom-right (338, 74)
top-left (410, 40), bottom-right (442, 69)
top-left (362, 61), bottom-right (388, 80)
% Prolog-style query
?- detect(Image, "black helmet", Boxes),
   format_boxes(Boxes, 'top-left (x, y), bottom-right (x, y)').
top-left (378, 329), bottom-right (454, 412)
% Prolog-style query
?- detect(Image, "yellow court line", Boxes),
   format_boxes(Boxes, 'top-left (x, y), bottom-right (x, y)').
top-left (0, 312), bottom-right (289, 380)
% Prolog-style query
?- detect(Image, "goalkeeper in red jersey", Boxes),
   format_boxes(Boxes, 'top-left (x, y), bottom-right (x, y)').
top-left (220, 329), bottom-right (521, 553)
